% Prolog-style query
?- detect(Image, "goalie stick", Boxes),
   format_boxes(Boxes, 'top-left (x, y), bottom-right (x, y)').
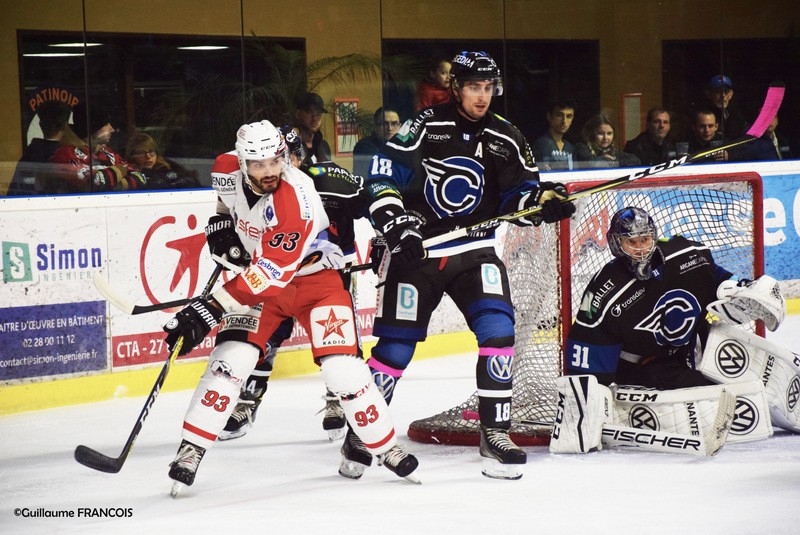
top-left (94, 261), bottom-right (376, 315)
top-left (74, 264), bottom-right (223, 474)
top-left (422, 83), bottom-right (785, 249)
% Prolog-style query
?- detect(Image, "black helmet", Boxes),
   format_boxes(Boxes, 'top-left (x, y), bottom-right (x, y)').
top-left (607, 206), bottom-right (660, 280)
top-left (450, 51), bottom-right (503, 96)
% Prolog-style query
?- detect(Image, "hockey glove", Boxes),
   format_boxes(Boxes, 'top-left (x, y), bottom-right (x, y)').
top-left (205, 214), bottom-right (251, 270)
top-left (380, 212), bottom-right (426, 265)
top-left (163, 298), bottom-right (223, 356)
top-left (518, 182), bottom-right (575, 226)
top-left (368, 236), bottom-right (387, 273)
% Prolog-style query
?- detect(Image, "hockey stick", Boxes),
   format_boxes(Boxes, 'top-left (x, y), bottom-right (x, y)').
top-left (94, 261), bottom-right (375, 316)
top-left (422, 83), bottom-right (785, 249)
top-left (74, 264), bottom-right (223, 473)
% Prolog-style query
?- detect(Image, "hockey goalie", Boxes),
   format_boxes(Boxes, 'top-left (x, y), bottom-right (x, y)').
top-left (551, 206), bottom-right (796, 456)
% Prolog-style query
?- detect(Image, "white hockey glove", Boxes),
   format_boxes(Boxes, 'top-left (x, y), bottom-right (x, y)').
top-left (707, 275), bottom-right (786, 331)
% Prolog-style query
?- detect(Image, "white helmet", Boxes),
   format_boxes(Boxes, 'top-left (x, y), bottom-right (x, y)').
top-left (235, 120), bottom-right (286, 179)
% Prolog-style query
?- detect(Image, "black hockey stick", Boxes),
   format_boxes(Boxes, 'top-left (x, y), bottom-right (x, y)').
top-left (74, 264), bottom-right (223, 473)
top-left (422, 83), bottom-right (785, 249)
top-left (94, 261), bottom-right (375, 316)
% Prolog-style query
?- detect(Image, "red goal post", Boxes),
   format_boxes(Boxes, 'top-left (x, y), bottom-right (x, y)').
top-left (407, 171), bottom-right (764, 446)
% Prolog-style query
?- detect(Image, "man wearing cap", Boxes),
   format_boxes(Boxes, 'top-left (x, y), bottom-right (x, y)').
top-left (293, 92), bottom-right (332, 166)
top-left (704, 74), bottom-right (749, 141)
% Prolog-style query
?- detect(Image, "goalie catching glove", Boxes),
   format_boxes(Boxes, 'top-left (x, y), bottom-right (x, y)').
top-left (707, 275), bottom-right (785, 331)
top-left (516, 182), bottom-right (576, 226)
top-left (205, 214), bottom-right (251, 271)
top-left (164, 298), bottom-right (223, 356)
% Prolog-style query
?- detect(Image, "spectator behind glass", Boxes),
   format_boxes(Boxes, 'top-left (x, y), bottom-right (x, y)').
top-left (293, 92), bottom-right (332, 166)
top-left (686, 109), bottom-right (727, 162)
top-left (532, 99), bottom-right (576, 170)
top-left (352, 106), bottom-right (402, 179)
top-left (702, 75), bottom-right (749, 141)
top-left (7, 100), bottom-right (71, 196)
top-left (624, 107), bottom-right (676, 165)
top-left (415, 56), bottom-right (452, 111)
top-left (46, 116), bottom-right (147, 193)
top-left (575, 114), bottom-right (641, 168)
top-left (743, 113), bottom-right (794, 161)
top-left (126, 132), bottom-right (200, 189)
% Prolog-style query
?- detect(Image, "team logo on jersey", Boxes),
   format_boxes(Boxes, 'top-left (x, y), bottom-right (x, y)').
top-left (422, 156), bottom-right (485, 218)
top-left (310, 305), bottom-right (355, 347)
top-left (486, 355), bottom-right (514, 383)
top-left (730, 397), bottom-right (759, 435)
top-left (634, 289), bottom-right (701, 346)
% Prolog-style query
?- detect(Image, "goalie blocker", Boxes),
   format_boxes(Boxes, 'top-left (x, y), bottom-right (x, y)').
top-left (698, 321), bottom-right (800, 433)
top-left (550, 375), bottom-right (772, 456)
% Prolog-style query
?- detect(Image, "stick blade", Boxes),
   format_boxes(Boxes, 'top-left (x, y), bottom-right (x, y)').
top-left (92, 273), bottom-right (135, 315)
top-left (74, 444), bottom-right (124, 474)
top-left (745, 84), bottom-right (785, 138)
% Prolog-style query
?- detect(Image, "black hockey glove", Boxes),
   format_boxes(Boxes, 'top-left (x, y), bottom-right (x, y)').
top-left (163, 298), bottom-right (223, 356)
top-left (205, 214), bottom-right (251, 270)
top-left (368, 236), bottom-right (387, 273)
top-left (380, 212), bottom-right (426, 265)
top-left (517, 182), bottom-right (575, 226)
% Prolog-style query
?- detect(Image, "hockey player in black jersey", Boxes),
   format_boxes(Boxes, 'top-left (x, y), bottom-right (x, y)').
top-left (567, 206), bottom-right (742, 389)
top-left (358, 51), bottom-right (575, 480)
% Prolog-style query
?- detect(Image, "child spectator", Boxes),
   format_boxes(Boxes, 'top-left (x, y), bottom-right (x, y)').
top-left (575, 114), bottom-right (640, 168)
top-left (415, 56), bottom-right (452, 111)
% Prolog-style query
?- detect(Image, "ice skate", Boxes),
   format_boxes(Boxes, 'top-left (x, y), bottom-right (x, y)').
top-left (218, 390), bottom-right (262, 441)
top-left (378, 444), bottom-right (421, 484)
top-left (168, 439), bottom-right (206, 497)
top-left (338, 427), bottom-right (373, 479)
top-left (319, 391), bottom-right (346, 441)
top-left (479, 425), bottom-right (526, 480)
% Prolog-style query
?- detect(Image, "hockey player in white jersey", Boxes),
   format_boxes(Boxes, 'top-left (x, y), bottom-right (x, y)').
top-left (163, 120), bottom-right (418, 496)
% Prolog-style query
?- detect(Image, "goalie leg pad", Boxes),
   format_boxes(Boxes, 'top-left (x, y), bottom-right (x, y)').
top-left (183, 341), bottom-right (260, 449)
top-left (321, 354), bottom-right (397, 456)
top-left (550, 375), bottom-right (612, 454)
top-left (699, 322), bottom-right (797, 434)
top-left (723, 380), bottom-right (774, 442)
top-left (610, 383), bottom-right (737, 455)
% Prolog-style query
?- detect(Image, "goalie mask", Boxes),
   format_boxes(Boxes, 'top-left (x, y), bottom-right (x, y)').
top-left (450, 51), bottom-right (503, 96)
top-left (235, 120), bottom-right (287, 195)
top-left (607, 206), bottom-right (661, 281)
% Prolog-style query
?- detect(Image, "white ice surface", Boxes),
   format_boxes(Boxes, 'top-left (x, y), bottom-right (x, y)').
top-left (2, 319), bottom-right (799, 535)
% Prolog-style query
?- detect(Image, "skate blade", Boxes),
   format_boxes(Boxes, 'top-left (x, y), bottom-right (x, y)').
top-left (480, 458), bottom-right (523, 480)
top-left (170, 481), bottom-right (185, 498)
top-left (338, 458), bottom-right (367, 479)
top-left (403, 471), bottom-right (422, 484)
top-left (217, 428), bottom-right (249, 441)
top-left (327, 427), bottom-right (346, 442)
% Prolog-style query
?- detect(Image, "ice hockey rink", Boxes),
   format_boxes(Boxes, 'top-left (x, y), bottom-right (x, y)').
top-left (2, 317), bottom-right (799, 535)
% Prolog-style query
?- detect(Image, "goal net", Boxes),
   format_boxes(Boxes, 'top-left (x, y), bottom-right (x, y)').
top-left (407, 171), bottom-right (764, 446)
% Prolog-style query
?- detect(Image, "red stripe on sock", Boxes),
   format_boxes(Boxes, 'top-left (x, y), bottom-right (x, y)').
top-left (183, 421), bottom-right (218, 442)
top-left (363, 428), bottom-right (396, 450)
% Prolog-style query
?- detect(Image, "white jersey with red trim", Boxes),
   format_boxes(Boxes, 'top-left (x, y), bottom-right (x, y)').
top-left (210, 152), bottom-right (342, 310)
